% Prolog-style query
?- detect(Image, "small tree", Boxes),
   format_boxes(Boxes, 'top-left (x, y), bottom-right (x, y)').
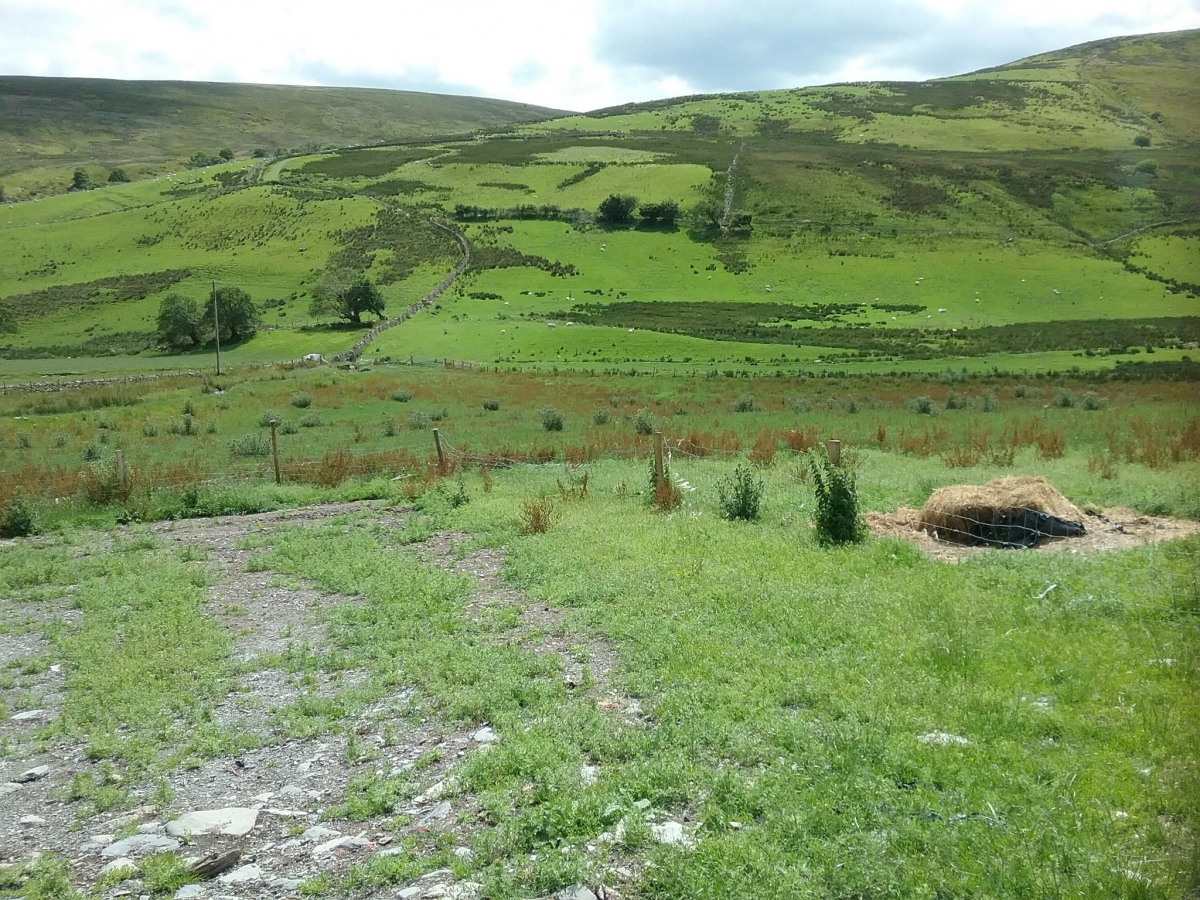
top-left (638, 200), bottom-right (681, 229)
top-left (252, 148), bottom-right (268, 158)
top-left (597, 194), bottom-right (638, 226)
top-left (1133, 134), bottom-right (1150, 148)
top-left (219, 148), bottom-right (234, 161)
top-left (71, 168), bottom-right (91, 191)
top-left (108, 168), bottom-right (130, 184)
top-left (207, 286), bottom-right (261, 342)
top-left (156, 294), bottom-right (205, 348)
top-left (310, 270), bottom-right (385, 324)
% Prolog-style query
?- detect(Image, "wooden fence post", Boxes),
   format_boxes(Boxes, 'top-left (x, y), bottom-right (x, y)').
top-left (433, 428), bottom-right (446, 474)
top-left (270, 420), bottom-right (281, 484)
top-left (826, 439), bottom-right (842, 466)
top-left (116, 450), bottom-right (126, 491)
top-left (653, 431), bottom-right (664, 489)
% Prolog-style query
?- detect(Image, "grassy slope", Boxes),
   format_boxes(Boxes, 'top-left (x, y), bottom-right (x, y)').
top-left (0, 77), bottom-right (567, 199)
top-left (1, 30), bottom-right (1197, 377)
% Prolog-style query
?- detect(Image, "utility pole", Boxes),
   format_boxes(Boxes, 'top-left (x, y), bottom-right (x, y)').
top-left (212, 280), bottom-right (221, 376)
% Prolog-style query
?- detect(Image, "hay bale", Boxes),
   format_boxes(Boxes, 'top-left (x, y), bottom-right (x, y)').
top-left (919, 476), bottom-right (1084, 545)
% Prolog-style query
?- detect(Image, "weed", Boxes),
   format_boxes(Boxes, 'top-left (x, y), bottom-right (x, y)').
top-left (875, 423), bottom-right (887, 448)
top-left (1054, 389), bottom-right (1077, 408)
top-left (481, 467), bottom-right (494, 493)
top-left (17, 433), bottom-right (32, 449)
top-left (783, 425), bottom-right (819, 453)
top-left (592, 408), bottom-right (611, 426)
top-left (229, 433), bottom-right (271, 457)
top-left (981, 392), bottom-right (1000, 412)
top-left (944, 391), bottom-right (969, 410)
top-left (80, 458), bottom-right (133, 505)
top-left (181, 399), bottom-right (195, 416)
top-left (733, 395), bottom-right (757, 412)
top-left (167, 414), bottom-right (199, 436)
top-left (0, 493), bottom-right (38, 537)
top-left (204, 420), bottom-right (218, 434)
top-left (540, 406), bottom-right (565, 432)
top-left (749, 430), bottom-right (778, 467)
top-left (1035, 428), bottom-right (1066, 460)
top-left (483, 398), bottom-right (501, 411)
top-left (81, 442), bottom-right (102, 461)
top-left (516, 496), bottom-right (559, 534)
top-left (300, 412), bottom-right (324, 428)
top-left (141, 854), bottom-right (194, 893)
top-left (1088, 452), bottom-right (1119, 479)
top-left (911, 395), bottom-right (936, 415)
top-left (789, 398), bottom-right (813, 413)
top-left (1081, 391), bottom-right (1107, 410)
top-left (428, 408), bottom-right (447, 422)
top-left (717, 464), bottom-right (764, 521)
top-left (382, 417), bottom-right (398, 437)
top-left (633, 408), bottom-right (655, 435)
top-left (391, 389), bottom-right (413, 402)
top-left (810, 449), bottom-right (866, 544)
top-left (408, 412), bottom-right (431, 430)
top-left (291, 391), bottom-right (314, 408)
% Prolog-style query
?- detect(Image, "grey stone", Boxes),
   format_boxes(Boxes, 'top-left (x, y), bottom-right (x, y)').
top-left (398, 889), bottom-right (421, 900)
top-left (99, 857), bottom-right (139, 877)
top-left (580, 765), bottom-right (598, 786)
top-left (101, 834), bottom-right (181, 857)
top-left (299, 825), bottom-right (342, 843)
top-left (416, 801), bottom-right (452, 827)
top-left (19, 815), bottom-right (46, 826)
top-left (174, 886), bottom-right (206, 900)
top-left (0, 783), bottom-right (20, 795)
top-left (375, 846), bottom-right (407, 858)
top-left (472, 726), bottom-right (498, 743)
top-left (166, 807), bottom-right (259, 837)
top-left (10, 709), bottom-right (45, 721)
top-left (218, 864), bottom-right (264, 885)
top-left (650, 821), bottom-right (693, 847)
top-left (136, 822), bottom-right (164, 834)
top-left (563, 664), bottom-right (585, 687)
top-left (312, 835), bottom-right (369, 856)
top-left (268, 878), bottom-right (303, 890)
top-left (444, 883), bottom-right (483, 900)
top-left (557, 885), bottom-right (597, 900)
top-left (13, 765), bottom-right (50, 783)
top-left (452, 846), bottom-right (473, 860)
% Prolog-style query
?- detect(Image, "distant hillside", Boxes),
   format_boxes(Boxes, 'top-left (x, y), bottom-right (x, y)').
top-left (0, 77), bottom-right (567, 198)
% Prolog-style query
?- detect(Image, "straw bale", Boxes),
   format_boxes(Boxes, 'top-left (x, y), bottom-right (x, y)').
top-left (919, 476), bottom-right (1084, 545)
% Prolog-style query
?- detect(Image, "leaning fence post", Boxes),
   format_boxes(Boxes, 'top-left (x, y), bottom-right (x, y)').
top-left (653, 431), bottom-right (664, 490)
top-left (433, 428), bottom-right (446, 474)
top-left (116, 450), bottom-right (126, 492)
top-left (270, 420), bottom-right (281, 484)
top-left (826, 438), bottom-right (842, 466)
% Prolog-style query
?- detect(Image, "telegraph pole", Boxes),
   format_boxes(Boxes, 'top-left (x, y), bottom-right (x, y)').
top-left (212, 280), bottom-right (221, 376)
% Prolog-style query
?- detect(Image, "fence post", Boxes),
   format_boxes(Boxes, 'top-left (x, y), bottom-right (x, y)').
top-left (433, 428), bottom-right (446, 474)
top-left (653, 431), bottom-right (664, 489)
top-left (116, 450), bottom-right (126, 491)
top-left (826, 438), bottom-right (842, 466)
top-left (270, 420), bottom-right (281, 484)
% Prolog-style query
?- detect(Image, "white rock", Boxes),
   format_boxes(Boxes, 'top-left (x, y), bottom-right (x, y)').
top-left (264, 808), bottom-right (307, 818)
top-left (557, 885), bottom-right (597, 900)
top-left (19, 815), bottom-right (46, 826)
top-left (580, 765), bottom-right (598, 786)
top-left (472, 726), bottom-right (498, 744)
top-left (174, 885), bottom-right (206, 900)
top-left (312, 835), bottom-right (370, 856)
top-left (136, 822), bottom-right (164, 834)
top-left (416, 801), bottom-right (452, 826)
top-left (398, 889), bottom-right (421, 899)
top-left (650, 821), bottom-right (693, 847)
top-left (444, 883), bottom-right (483, 900)
top-left (218, 863), bottom-right (264, 885)
top-left (11, 709), bottom-right (45, 721)
top-left (14, 765), bottom-right (50, 782)
top-left (99, 857), bottom-right (139, 877)
top-left (269, 878), bottom-right (303, 890)
top-left (452, 846), bottom-right (473, 860)
top-left (298, 825), bottom-right (342, 843)
top-left (917, 732), bottom-right (969, 746)
top-left (420, 780), bottom-right (447, 802)
top-left (166, 808), bottom-right (259, 837)
top-left (375, 846), bottom-right (407, 857)
top-left (101, 834), bottom-right (181, 857)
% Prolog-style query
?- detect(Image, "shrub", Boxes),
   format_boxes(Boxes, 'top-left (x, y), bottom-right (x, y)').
top-left (81, 442), bottom-right (102, 461)
top-left (205, 420), bottom-right (218, 434)
top-left (258, 409), bottom-right (285, 426)
top-left (291, 392), bottom-right (313, 408)
top-left (716, 464), bottom-right (764, 521)
top-left (592, 408), bottom-right (611, 426)
top-left (789, 398), bottom-right (813, 413)
top-left (300, 412), bottom-right (324, 428)
top-left (80, 458), bottom-right (133, 506)
top-left (1054, 389), bottom-right (1077, 408)
top-left (408, 412), bottom-right (431, 430)
top-left (391, 389), bottom-right (413, 402)
top-left (944, 391), bottom-right (968, 410)
top-left (382, 417), bottom-right (397, 437)
top-left (182, 399), bottom-right (195, 416)
top-left (912, 396), bottom-right (936, 415)
top-left (0, 493), bottom-right (38, 538)
top-left (229, 433), bottom-right (271, 457)
top-left (167, 414), bottom-right (199, 436)
top-left (278, 418), bottom-right (299, 435)
top-left (482, 398), bottom-right (501, 411)
top-left (142, 420), bottom-right (159, 437)
top-left (810, 450), bottom-right (866, 545)
top-left (633, 409), bottom-right (655, 435)
top-left (732, 395), bottom-right (757, 413)
top-left (540, 406), bottom-right (564, 432)
top-left (428, 408), bottom-right (447, 422)
top-left (981, 393), bottom-right (1000, 412)
top-left (1081, 391), bottom-right (1107, 411)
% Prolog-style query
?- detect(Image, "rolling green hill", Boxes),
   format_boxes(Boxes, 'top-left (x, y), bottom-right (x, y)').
top-left (0, 77), bottom-right (567, 199)
top-left (1, 30), bottom-right (1197, 378)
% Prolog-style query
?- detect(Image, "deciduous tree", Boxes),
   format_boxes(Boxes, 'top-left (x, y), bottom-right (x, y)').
top-left (309, 270), bottom-right (385, 324)
top-left (207, 286), bottom-right (261, 341)
top-left (156, 294), bottom-right (205, 348)
top-left (597, 194), bottom-right (638, 226)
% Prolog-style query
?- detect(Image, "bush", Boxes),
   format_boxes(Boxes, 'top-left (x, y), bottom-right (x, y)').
top-left (592, 408), bottom-right (611, 426)
top-left (810, 450), bottom-right (866, 545)
top-left (391, 389), bottom-right (413, 402)
top-left (229, 433), bottom-right (271, 457)
top-left (944, 392), bottom-right (968, 410)
top-left (1054, 389), bottom-right (1077, 408)
top-left (633, 409), bottom-right (655, 435)
top-left (182, 399), bottom-right (195, 416)
top-left (167, 414), bottom-right (199, 436)
top-left (80, 458), bottom-right (133, 506)
top-left (732, 396), bottom-right (757, 413)
top-left (291, 392), bottom-right (313, 408)
top-left (408, 412), bottom-right (431, 430)
top-left (912, 396), bottom-right (936, 415)
top-left (427, 408), bottom-right (446, 422)
top-left (300, 412), bottom-right (324, 427)
top-left (382, 417), bottom-right (397, 437)
top-left (142, 420), bottom-right (159, 437)
top-left (540, 406), bottom-right (564, 432)
top-left (0, 493), bottom-right (38, 537)
top-left (81, 442), bottom-right (102, 461)
top-left (482, 398), bottom-right (501, 411)
top-left (716, 464), bottom-right (764, 521)
top-left (258, 409), bottom-right (285, 426)
top-left (1081, 391), bottom-right (1107, 411)
top-left (278, 418), bottom-right (299, 435)
top-left (981, 393), bottom-right (1000, 412)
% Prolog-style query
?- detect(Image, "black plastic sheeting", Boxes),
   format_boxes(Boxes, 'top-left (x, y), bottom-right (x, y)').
top-left (938, 508), bottom-right (1086, 549)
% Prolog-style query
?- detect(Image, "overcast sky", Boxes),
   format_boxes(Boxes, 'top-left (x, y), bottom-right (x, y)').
top-left (3, 0), bottom-right (1198, 111)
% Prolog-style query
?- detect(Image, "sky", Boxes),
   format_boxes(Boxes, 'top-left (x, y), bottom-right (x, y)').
top-left (2, 0), bottom-right (1199, 111)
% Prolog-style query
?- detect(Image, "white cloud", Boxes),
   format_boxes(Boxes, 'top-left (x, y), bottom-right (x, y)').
top-left (0, 0), bottom-right (1197, 109)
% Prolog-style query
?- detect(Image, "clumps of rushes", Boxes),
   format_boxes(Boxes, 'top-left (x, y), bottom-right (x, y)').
top-left (592, 409), bottom-right (612, 426)
top-left (716, 464), bottom-right (764, 521)
top-left (229, 433), bottom-right (271, 457)
top-left (291, 391), bottom-right (313, 409)
top-left (540, 406), bottom-right (564, 432)
top-left (732, 395), bottom-right (757, 413)
top-left (391, 388), bottom-right (413, 402)
top-left (809, 448), bottom-right (866, 545)
top-left (482, 398), bottom-right (501, 411)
